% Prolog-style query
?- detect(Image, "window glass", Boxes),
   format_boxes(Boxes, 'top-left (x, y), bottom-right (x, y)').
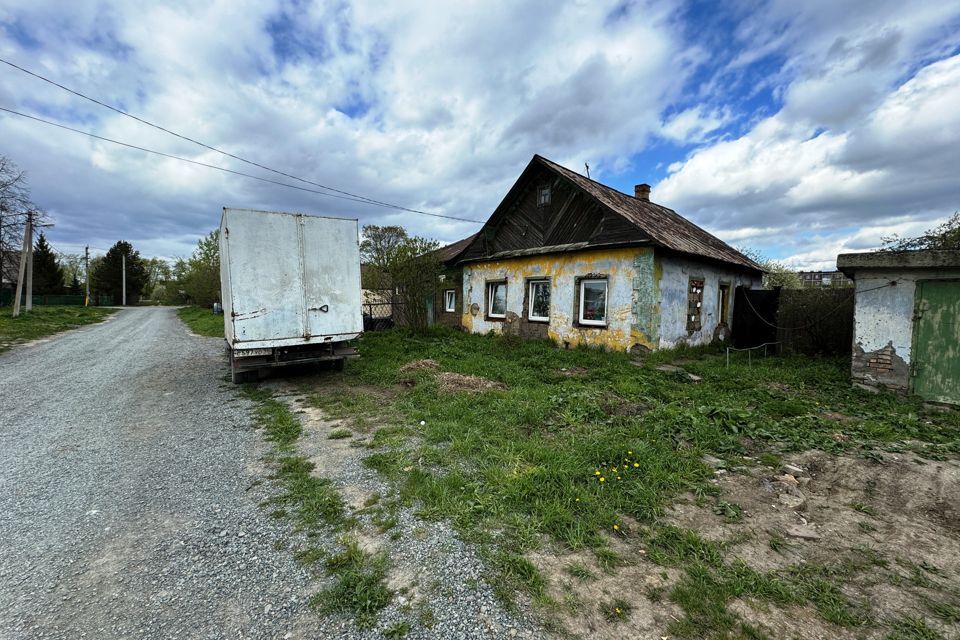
top-left (580, 279), bottom-right (607, 325)
top-left (444, 289), bottom-right (455, 312)
top-left (488, 282), bottom-right (507, 317)
top-left (538, 185), bottom-right (551, 206)
top-left (529, 280), bottom-right (550, 321)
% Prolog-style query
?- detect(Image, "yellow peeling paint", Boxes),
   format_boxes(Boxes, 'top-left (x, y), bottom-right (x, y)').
top-left (461, 247), bottom-right (653, 351)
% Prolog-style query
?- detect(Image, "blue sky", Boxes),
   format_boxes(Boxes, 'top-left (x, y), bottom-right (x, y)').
top-left (1, 0), bottom-right (959, 269)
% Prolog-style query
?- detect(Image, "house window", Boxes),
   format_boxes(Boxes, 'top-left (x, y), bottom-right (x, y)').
top-left (717, 283), bottom-right (730, 325)
top-left (528, 280), bottom-right (550, 322)
top-left (579, 279), bottom-right (608, 326)
top-left (537, 185), bottom-right (551, 207)
top-left (444, 289), bottom-right (456, 313)
top-left (687, 277), bottom-right (704, 331)
top-left (486, 281), bottom-right (507, 318)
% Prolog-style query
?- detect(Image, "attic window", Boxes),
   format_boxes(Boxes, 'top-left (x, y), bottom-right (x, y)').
top-left (537, 185), bottom-right (551, 207)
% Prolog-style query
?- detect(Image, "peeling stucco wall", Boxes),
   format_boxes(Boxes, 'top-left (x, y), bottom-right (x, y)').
top-left (460, 247), bottom-right (761, 352)
top-left (461, 247), bottom-right (648, 351)
top-left (849, 269), bottom-right (958, 393)
top-left (851, 272), bottom-right (917, 368)
top-left (657, 254), bottom-right (761, 349)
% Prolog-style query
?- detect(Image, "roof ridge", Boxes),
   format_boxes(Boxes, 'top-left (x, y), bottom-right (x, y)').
top-left (533, 154), bottom-right (762, 272)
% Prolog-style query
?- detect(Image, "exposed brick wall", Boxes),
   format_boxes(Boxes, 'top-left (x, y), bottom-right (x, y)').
top-left (434, 268), bottom-right (464, 329)
top-left (851, 342), bottom-right (909, 393)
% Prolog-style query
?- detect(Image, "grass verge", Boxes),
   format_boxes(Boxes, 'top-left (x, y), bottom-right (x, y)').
top-left (0, 305), bottom-right (115, 351)
top-left (304, 327), bottom-right (960, 637)
top-left (240, 386), bottom-right (392, 628)
top-left (177, 305), bottom-right (224, 337)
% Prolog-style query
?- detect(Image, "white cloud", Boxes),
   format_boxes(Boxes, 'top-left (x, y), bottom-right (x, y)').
top-left (0, 0), bottom-right (701, 258)
top-left (1, 0), bottom-right (959, 269)
top-left (660, 106), bottom-right (732, 143)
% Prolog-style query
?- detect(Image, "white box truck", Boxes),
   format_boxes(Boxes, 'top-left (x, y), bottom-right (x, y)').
top-left (219, 208), bottom-right (362, 383)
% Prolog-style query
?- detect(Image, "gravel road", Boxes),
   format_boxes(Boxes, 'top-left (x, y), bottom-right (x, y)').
top-left (0, 307), bottom-right (547, 640)
top-left (0, 307), bottom-right (323, 639)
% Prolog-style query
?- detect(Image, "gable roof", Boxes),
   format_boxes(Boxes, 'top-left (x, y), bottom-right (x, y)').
top-left (459, 155), bottom-right (762, 273)
top-left (426, 233), bottom-right (478, 266)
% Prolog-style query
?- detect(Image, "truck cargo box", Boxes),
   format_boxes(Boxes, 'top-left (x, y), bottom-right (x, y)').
top-left (219, 208), bottom-right (362, 381)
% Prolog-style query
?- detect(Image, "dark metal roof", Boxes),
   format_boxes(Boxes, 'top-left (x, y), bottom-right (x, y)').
top-left (533, 155), bottom-right (762, 272)
top-left (427, 233), bottom-right (478, 265)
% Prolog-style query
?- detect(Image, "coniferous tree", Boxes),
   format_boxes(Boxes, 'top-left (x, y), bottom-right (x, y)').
top-left (32, 232), bottom-right (64, 294)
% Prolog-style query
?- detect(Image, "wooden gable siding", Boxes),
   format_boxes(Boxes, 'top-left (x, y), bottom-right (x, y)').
top-left (461, 164), bottom-right (647, 261)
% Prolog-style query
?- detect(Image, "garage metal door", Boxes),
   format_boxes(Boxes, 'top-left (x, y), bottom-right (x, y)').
top-left (911, 280), bottom-right (960, 405)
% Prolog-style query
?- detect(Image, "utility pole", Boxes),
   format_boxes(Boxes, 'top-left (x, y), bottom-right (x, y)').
top-left (122, 252), bottom-right (126, 306)
top-left (84, 245), bottom-right (90, 306)
top-left (25, 211), bottom-right (33, 312)
top-left (12, 211), bottom-right (31, 317)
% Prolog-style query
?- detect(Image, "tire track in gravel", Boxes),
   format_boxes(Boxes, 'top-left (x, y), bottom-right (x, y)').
top-left (0, 307), bottom-right (328, 639)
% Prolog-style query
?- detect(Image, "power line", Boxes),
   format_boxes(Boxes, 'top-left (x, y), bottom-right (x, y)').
top-left (0, 106), bottom-right (484, 224)
top-left (0, 57), bottom-right (483, 224)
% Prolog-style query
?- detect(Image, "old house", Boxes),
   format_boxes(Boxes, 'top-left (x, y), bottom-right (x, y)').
top-left (452, 155), bottom-right (763, 352)
top-left (837, 249), bottom-right (960, 405)
top-left (428, 234), bottom-right (476, 328)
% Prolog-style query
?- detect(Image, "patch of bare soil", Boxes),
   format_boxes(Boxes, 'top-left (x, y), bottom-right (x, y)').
top-left (601, 395), bottom-right (647, 417)
top-left (556, 366), bottom-right (589, 377)
top-left (399, 358), bottom-right (441, 374)
top-left (664, 451), bottom-right (960, 638)
top-left (528, 544), bottom-right (684, 638)
top-left (436, 372), bottom-right (506, 393)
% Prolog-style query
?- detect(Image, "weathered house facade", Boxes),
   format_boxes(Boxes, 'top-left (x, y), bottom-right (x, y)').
top-left (838, 249), bottom-right (960, 405)
top-left (452, 155), bottom-right (762, 352)
top-left (429, 234), bottom-right (476, 329)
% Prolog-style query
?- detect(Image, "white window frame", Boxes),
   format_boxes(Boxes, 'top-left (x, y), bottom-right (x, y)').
top-left (527, 279), bottom-right (550, 322)
top-left (578, 279), bottom-right (608, 326)
top-left (486, 281), bottom-right (507, 318)
top-left (444, 289), bottom-right (456, 313)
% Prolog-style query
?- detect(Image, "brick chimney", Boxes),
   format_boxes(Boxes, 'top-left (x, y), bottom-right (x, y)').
top-left (634, 184), bottom-right (651, 201)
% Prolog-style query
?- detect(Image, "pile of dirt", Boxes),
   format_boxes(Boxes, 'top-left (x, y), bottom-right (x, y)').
top-left (399, 359), bottom-right (441, 374)
top-left (436, 372), bottom-right (506, 393)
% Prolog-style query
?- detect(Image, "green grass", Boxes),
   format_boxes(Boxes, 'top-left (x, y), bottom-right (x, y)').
top-left (0, 305), bottom-right (115, 350)
top-left (328, 427), bottom-right (353, 439)
top-left (304, 327), bottom-right (960, 634)
top-left (310, 539), bottom-right (393, 628)
top-left (240, 386), bottom-right (391, 628)
top-left (176, 305), bottom-right (224, 337)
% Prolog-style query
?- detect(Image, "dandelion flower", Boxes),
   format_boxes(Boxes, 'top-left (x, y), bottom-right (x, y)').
top-left (595, 471), bottom-right (601, 476)
top-left (575, 498), bottom-right (580, 502)
top-left (617, 476), bottom-right (621, 480)
top-left (599, 477), bottom-right (605, 482)
top-left (613, 524), bottom-right (619, 530)
top-left (615, 607), bottom-right (621, 614)
top-left (628, 451), bottom-right (633, 455)
top-left (633, 463), bottom-right (639, 468)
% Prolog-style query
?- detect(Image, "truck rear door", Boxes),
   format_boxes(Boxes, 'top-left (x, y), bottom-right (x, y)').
top-left (226, 211), bottom-right (306, 342)
top-left (300, 215), bottom-right (362, 338)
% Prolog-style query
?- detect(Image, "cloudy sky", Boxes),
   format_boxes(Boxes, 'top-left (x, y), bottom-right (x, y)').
top-left (1, 0), bottom-right (959, 269)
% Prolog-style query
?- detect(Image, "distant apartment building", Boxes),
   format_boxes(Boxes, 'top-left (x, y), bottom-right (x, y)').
top-left (798, 270), bottom-right (853, 288)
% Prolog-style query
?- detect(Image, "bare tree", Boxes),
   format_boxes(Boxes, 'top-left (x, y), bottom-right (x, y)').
top-left (0, 156), bottom-right (49, 301)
